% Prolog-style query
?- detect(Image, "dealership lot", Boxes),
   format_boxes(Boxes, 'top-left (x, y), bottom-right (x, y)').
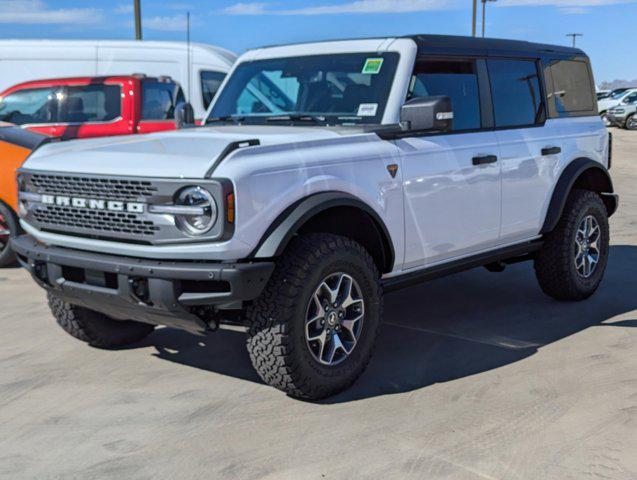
top-left (0, 130), bottom-right (635, 479)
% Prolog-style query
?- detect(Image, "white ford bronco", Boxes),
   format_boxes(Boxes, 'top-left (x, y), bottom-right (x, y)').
top-left (13, 35), bottom-right (617, 399)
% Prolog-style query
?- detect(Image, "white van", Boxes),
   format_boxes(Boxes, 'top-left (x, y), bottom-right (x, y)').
top-left (0, 40), bottom-right (236, 119)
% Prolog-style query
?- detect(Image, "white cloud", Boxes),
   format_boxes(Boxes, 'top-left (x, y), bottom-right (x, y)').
top-left (224, 0), bottom-right (453, 15)
top-left (497, 0), bottom-right (636, 14)
top-left (115, 4), bottom-right (134, 14)
top-left (0, 0), bottom-right (102, 24)
top-left (143, 14), bottom-right (201, 31)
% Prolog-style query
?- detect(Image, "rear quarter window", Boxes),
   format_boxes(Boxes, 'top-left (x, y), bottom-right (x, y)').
top-left (544, 59), bottom-right (595, 117)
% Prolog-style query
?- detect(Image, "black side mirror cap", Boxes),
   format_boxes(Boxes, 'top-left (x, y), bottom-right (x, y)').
top-left (374, 95), bottom-right (453, 140)
top-left (175, 102), bottom-right (196, 129)
top-left (400, 96), bottom-right (453, 132)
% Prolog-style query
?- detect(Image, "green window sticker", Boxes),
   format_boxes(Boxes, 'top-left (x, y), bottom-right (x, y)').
top-left (362, 58), bottom-right (384, 75)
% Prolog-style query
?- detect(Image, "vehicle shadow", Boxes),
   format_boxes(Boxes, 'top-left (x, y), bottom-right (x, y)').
top-left (137, 244), bottom-right (637, 403)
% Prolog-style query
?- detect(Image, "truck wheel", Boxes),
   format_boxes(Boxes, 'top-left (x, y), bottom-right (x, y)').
top-left (48, 293), bottom-right (155, 348)
top-left (534, 190), bottom-right (609, 301)
top-left (0, 202), bottom-right (18, 267)
top-left (246, 234), bottom-right (382, 400)
top-left (626, 114), bottom-right (637, 130)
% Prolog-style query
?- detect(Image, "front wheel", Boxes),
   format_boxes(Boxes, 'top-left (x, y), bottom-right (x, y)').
top-left (48, 293), bottom-right (155, 348)
top-left (626, 113), bottom-right (637, 130)
top-left (0, 202), bottom-right (18, 267)
top-left (246, 234), bottom-right (382, 400)
top-left (534, 190), bottom-right (610, 301)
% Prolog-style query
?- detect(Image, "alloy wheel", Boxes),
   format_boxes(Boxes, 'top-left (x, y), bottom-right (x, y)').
top-left (0, 213), bottom-right (10, 254)
top-left (305, 272), bottom-right (365, 366)
top-left (574, 214), bottom-right (601, 278)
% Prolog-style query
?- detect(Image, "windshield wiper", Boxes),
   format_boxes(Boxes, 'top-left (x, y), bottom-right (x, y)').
top-left (206, 115), bottom-right (246, 124)
top-left (265, 114), bottom-right (326, 124)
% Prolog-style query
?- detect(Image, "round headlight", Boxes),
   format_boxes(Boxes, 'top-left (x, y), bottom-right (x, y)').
top-left (174, 186), bottom-right (217, 236)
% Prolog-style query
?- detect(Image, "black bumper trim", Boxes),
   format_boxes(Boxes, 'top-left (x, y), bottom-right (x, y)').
top-left (12, 235), bottom-right (274, 335)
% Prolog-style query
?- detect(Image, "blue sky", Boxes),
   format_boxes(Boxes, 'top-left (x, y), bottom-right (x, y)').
top-left (1, 0), bottom-right (636, 83)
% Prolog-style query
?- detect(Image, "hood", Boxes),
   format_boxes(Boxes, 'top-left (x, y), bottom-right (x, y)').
top-left (24, 125), bottom-right (364, 178)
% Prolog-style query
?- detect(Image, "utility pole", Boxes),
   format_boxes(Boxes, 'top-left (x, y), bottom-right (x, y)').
top-left (134, 0), bottom-right (142, 40)
top-left (566, 33), bottom-right (582, 47)
top-left (482, 0), bottom-right (497, 38)
top-left (472, 0), bottom-right (477, 37)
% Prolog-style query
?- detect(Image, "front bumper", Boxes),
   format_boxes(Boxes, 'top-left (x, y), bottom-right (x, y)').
top-left (12, 235), bottom-right (274, 335)
top-left (606, 113), bottom-right (627, 126)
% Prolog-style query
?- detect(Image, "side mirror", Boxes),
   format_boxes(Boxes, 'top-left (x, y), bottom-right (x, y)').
top-left (175, 102), bottom-right (195, 129)
top-left (400, 96), bottom-right (453, 133)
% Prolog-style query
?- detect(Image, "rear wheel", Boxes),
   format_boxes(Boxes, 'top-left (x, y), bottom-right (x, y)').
top-left (0, 202), bottom-right (18, 267)
top-left (246, 234), bottom-right (382, 400)
top-left (48, 293), bottom-right (155, 348)
top-left (534, 190), bottom-right (609, 301)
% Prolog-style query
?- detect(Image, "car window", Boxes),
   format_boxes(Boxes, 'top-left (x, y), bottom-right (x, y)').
top-left (622, 92), bottom-right (637, 104)
top-left (0, 87), bottom-right (59, 125)
top-left (200, 71), bottom-right (226, 109)
top-left (408, 59), bottom-right (481, 131)
top-left (488, 59), bottom-right (543, 128)
top-left (59, 84), bottom-right (121, 123)
top-left (209, 52), bottom-right (400, 125)
top-left (546, 60), bottom-right (594, 114)
top-left (141, 81), bottom-right (179, 120)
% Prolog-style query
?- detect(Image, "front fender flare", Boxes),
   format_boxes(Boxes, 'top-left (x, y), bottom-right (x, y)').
top-left (250, 191), bottom-right (395, 269)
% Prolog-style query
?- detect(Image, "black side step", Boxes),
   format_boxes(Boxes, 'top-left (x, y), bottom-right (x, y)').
top-left (382, 240), bottom-right (543, 292)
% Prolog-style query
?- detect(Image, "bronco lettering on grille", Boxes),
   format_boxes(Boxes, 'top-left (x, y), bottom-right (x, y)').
top-left (41, 195), bottom-right (145, 213)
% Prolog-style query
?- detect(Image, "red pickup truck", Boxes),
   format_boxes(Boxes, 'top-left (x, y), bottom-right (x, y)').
top-left (0, 75), bottom-right (186, 266)
top-left (0, 74), bottom-right (184, 139)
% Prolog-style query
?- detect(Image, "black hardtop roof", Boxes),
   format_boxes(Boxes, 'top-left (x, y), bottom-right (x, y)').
top-left (407, 34), bottom-right (585, 58)
top-left (260, 34), bottom-right (586, 59)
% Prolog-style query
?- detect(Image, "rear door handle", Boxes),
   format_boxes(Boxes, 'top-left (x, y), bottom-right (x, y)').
top-left (541, 146), bottom-right (561, 156)
top-left (472, 155), bottom-right (498, 166)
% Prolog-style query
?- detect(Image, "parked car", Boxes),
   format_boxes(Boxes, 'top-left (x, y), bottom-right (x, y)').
top-left (606, 96), bottom-right (637, 129)
top-left (0, 75), bottom-right (185, 138)
top-left (12, 35), bottom-right (616, 400)
top-left (597, 89), bottom-right (611, 100)
top-left (598, 88), bottom-right (637, 124)
top-left (0, 40), bottom-right (236, 119)
top-left (0, 75), bottom-right (185, 265)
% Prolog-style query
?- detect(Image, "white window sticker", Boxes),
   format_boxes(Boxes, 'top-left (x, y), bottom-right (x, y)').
top-left (357, 103), bottom-right (379, 117)
top-left (362, 58), bottom-right (384, 74)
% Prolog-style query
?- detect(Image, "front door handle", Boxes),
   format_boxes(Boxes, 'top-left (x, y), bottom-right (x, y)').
top-left (541, 146), bottom-right (561, 156)
top-left (472, 155), bottom-right (498, 166)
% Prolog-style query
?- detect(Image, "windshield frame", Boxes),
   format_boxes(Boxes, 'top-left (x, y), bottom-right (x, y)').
top-left (205, 51), bottom-right (401, 127)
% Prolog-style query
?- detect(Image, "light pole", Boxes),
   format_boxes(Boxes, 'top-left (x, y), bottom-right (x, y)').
top-left (472, 0), bottom-right (477, 37)
top-left (134, 0), bottom-right (142, 40)
top-left (482, 0), bottom-right (497, 38)
top-left (566, 33), bottom-right (583, 47)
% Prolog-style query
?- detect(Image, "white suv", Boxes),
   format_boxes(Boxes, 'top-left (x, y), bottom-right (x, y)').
top-left (12, 35), bottom-right (617, 399)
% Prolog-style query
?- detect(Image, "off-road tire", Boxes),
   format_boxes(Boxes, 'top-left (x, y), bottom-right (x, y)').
top-left (534, 190), bottom-right (609, 301)
top-left (0, 202), bottom-right (19, 267)
top-left (48, 293), bottom-right (155, 348)
top-left (246, 234), bottom-right (382, 400)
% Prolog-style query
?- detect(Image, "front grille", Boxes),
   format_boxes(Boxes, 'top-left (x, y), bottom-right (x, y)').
top-left (33, 206), bottom-right (159, 237)
top-left (30, 174), bottom-right (157, 201)
top-left (20, 170), bottom-right (229, 245)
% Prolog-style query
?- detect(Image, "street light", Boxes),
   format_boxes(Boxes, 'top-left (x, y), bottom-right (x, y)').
top-left (134, 0), bottom-right (142, 40)
top-left (566, 33), bottom-right (583, 47)
top-left (482, 0), bottom-right (497, 38)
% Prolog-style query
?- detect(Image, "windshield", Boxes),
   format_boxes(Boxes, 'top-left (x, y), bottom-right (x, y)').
top-left (610, 89), bottom-right (629, 100)
top-left (207, 52), bottom-right (400, 126)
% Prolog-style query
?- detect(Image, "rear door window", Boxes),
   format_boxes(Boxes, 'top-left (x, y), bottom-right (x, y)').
top-left (59, 84), bottom-right (121, 123)
top-left (0, 87), bottom-right (59, 125)
top-left (200, 71), bottom-right (226, 109)
top-left (545, 60), bottom-right (595, 115)
top-left (408, 59), bottom-right (482, 131)
top-left (141, 80), bottom-right (181, 120)
top-left (487, 59), bottom-right (544, 128)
